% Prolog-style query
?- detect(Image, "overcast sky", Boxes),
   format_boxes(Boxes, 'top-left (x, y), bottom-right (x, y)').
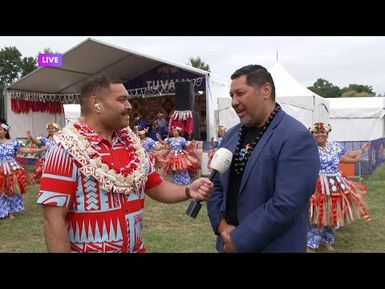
top-left (1, 36), bottom-right (384, 95)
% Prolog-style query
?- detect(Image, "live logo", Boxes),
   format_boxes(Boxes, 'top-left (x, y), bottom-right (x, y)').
top-left (41, 56), bottom-right (59, 64)
top-left (38, 53), bottom-right (62, 67)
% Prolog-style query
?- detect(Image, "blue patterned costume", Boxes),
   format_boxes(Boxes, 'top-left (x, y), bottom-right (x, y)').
top-left (307, 142), bottom-right (370, 250)
top-left (163, 137), bottom-right (199, 185)
top-left (0, 139), bottom-right (26, 218)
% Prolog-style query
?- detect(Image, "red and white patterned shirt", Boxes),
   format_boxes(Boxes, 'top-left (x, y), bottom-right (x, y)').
top-left (37, 123), bottom-right (163, 253)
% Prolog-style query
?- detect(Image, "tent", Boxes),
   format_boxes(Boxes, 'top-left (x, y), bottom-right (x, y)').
top-left (270, 62), bottom-right (329, 128)
top-left (5, 38), bottom-right (230, 140)
top-left (329, 97), bottom-right (385, 141)
top-left (63, 104), bottom-right (81, 125)
top-left (328, 97), bottom-right (385, 176)
top-left (215, 62), bottom-right (329, 130)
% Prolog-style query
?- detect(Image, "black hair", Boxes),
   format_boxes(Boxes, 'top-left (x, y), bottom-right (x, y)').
top-left (231, 64), bottom-right (276, 99)
top-left (79, 74), bottom-right (124, 114)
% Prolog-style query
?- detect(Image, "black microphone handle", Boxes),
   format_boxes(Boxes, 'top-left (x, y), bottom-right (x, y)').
top-left (209, 169), bottom-right (217, 181)
top-left (185, 170), bottom-right (217, 218)
top-left (197, 169), bottom-right (217, 204)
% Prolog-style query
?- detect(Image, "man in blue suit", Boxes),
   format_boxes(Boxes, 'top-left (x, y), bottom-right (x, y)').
top-left (207, 64), bottom-right (320, 253)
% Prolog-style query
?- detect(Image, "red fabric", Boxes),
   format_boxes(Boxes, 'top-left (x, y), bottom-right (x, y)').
top-left (145, 171), bottom-right (163, 191)
top-left (169, 118), bottom-right (185, 134)
top-left (310, 174), bottom-right (370, 228)
top-left (185, 116), bottom-right (194, 136)
top-left (10, 100), bottom-right (64, 114)
top-left (0, 169), bottom-right (28, 196)
top-left (38, 123), bottom-right (163, 252)
top-left (168, 113), bottom-right (194, 138)
top-left (33, 157), bottom-right (45, 182)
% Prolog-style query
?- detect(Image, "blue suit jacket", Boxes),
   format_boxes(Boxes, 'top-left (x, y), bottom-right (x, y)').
top-left (207, 109), bottom-right (320, 252)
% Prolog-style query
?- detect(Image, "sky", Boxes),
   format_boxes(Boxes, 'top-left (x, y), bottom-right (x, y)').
top-left (1, 36), bottom-right (385, 95)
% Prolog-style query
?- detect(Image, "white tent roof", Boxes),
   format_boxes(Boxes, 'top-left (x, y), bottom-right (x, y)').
top-left (269, 62), bottom-right (329, 127)
top-left (7, 38), bottom-right (208, 94)
top-left (269, 62), bottom-right (322, 98)
top-left (329, 97), bottom-right (385, 118)
top-left (329, 97), bottom-right (385, 141)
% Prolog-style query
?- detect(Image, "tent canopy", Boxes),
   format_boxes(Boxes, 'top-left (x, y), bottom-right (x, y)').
top-left (269, 62), bottom-right (329, 128)
top-left (329, 97), bottom-right (385, 119)
top-left (7, 38), bottom-right (208, 94)
top-left (270, 62), bottom-right (321, 98)
top-left (329, 97), bottom-right (385, 141)
top-left (6, 38), bottom-right (228, 139)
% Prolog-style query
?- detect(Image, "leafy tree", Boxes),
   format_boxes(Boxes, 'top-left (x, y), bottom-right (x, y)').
top-left (21, 56), bottom-right (37, 77)
top-left (341, 90), bottom-right (357, 97)
top-left (36, 47), bottom-right (58, 58)
top-left (0, 46), bottom-right (22, 86)
top-left (341, 90), bottom-right (374, 97)
top-left (341, 84), bottom-right (375, 96)
top-left (0, 47), bottom-right (24, 117)
top-left (308, 78), bottom-right (341, 98)
top-left (0, 46), bottom-right (40, 117)
top-left (188, 57), bottom-right (211, 72)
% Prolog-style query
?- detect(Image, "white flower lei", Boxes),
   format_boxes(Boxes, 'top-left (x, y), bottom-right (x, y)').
top-left (54, 124), bottom-right (148, 195)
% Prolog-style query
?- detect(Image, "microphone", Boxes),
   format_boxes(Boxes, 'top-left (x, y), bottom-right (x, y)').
top-left (186, 148), bottom-right (233, 218)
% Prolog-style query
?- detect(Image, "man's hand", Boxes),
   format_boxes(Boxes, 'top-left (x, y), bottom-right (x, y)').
top-left (221, 223), bottom-right (237, 253)
top-left (188, 177), bottom-right (213, 201)
top-left (361, 143), bottom-right (369, 154)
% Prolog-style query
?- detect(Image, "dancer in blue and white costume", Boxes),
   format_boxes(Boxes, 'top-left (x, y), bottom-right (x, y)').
top-left (0, 121), bottom-right (45, 219)
top-left (26, 122), bottom-right (59, 182)
top-left (157, 127), bottom-right (199, 185)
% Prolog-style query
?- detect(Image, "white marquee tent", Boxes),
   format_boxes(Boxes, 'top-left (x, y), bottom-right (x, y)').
top-left (329, 97), bottom-right (385, 141)
top-left (270, 62), bottom-right (329, 128)
top-left (5, 38), bottom-right (230, 140)
top-left (216, 62), bottom-right (329, 130)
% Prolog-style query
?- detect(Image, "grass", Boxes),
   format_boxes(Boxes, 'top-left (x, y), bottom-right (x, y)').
top-left (142, 198), bottom-right (216, 252)
top-left (1, 166), bottom-right (385, 253)
top-left (0, 185), bottom-right (46, 252)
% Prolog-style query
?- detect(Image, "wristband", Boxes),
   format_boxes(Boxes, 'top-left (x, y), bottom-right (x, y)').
top-left (185, 186), bottom-right (191, 198)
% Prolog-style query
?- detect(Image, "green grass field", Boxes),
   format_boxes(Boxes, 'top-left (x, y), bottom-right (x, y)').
top-left (1, 166), bottom-right (384, 253)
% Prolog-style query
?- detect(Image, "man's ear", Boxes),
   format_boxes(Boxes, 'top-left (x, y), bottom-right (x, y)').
top-left (262, 82), bottom-right (272, 100)
top-left (89, 96), bottom-right (101, 112)
top-left (89, 95), bottom-right (97, 107)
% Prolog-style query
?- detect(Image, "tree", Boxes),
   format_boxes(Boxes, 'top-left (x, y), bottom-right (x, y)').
top-left (188, 57), bottom-right (211, 72)
top-left (0, 47), bottom-right (22, 118)
top-left (341, 90), bottom-right (374, 97)
top-left (0, 46), bottom-right (39, 117)
top-left (36, 47), bottom-right (58, 58)
top-left (0, 46), bottom-right (23, 86)
top-left (308, 78), bottom-right (341, 98)
top-left (21, 56), bottom-right (37, 77)
top-left (341, 84), bottom-right (375, 97)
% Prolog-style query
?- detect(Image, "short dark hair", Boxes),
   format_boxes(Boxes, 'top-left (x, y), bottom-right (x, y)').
top-left (231, 64), bottom-right (276, 99)
top-left (79, 74), bottom-right (123, 113)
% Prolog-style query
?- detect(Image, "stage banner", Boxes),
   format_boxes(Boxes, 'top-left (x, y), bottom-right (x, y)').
top-left (125, 64), bottom-right (205, 93)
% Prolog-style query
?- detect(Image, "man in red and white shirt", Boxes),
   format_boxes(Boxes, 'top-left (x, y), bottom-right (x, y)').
top-left (37, 75), bottom-right (213, 253)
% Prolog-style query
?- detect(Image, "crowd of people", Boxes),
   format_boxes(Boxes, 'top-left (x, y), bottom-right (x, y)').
top-left (0, 65), bottom-right (373, 253)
